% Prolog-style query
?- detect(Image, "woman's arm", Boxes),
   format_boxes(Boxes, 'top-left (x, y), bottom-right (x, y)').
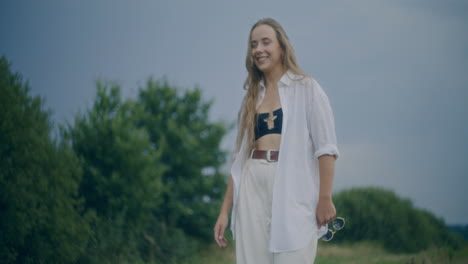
top-left (305, 79), bottom-right (339, 227)
top-left (214, 176), bottom-right (234, 248)
top-left (316, 154), bottom-right (337, 228)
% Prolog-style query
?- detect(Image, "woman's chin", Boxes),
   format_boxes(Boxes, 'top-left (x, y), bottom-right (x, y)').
top-left (257, 64), bottom-right (271, 73)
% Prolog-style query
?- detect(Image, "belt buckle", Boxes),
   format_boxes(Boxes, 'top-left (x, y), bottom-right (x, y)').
top-left (266, 149), bottom-right (274, 162)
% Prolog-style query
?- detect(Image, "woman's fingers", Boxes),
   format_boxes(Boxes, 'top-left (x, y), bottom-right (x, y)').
top-left (218, 226), bottom-right (227, 247)
top-left (214, 225), bottom-right (224, 247)
top-left (214, 225), bottom-right (221, 246)
top-left (221, 227), bottom-right (227, 243)
top-left (316, 210), bottom-right (336, 227)
top-left (316, 198), bottom-right (337, 227)
top-left (214, 219), bottom-right (228, 248)
top-left (317, 214), bottom-right (327, 227)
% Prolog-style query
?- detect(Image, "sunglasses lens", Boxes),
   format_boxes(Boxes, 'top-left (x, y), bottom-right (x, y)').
top-left (321, 230), bottom-right (333, 241)
top-left (333, 218), bottom-right (345, 230)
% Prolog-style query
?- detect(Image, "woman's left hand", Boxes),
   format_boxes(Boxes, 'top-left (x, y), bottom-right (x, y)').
top-left (316, 196), bottom-right (336, 228)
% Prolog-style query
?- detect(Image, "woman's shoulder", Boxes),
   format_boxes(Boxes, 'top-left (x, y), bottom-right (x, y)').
top-left (287, 72), bottom-right (330, 104)
top-left (286, 71), bottom-right (316, 87)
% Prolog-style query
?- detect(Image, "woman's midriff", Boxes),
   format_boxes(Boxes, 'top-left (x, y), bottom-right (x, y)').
top-left (254, 134), bottom-right (281, 150)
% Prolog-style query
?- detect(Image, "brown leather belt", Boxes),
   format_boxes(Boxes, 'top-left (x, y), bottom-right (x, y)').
top-left (250, 149), bottom-right (279, 162)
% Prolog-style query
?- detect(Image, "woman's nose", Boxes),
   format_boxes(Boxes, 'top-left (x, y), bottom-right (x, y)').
top-left (253, 44), bottom-right (264, 55)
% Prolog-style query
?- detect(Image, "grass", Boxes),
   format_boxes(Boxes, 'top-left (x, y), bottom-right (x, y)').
top-left (184, 241), bottom-right (468, 264)
top-left (315, 241), bottom-right (468, 264)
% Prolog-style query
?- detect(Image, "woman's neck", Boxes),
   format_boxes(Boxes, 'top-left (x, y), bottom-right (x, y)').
top-left (264, 67), bottom-right (286, 89)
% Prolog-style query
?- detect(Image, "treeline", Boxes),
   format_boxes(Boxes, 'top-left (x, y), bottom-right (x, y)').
top-left (0, 55), bottom-right (228, 263)
top-left (449, 225), bottom-right (468, 241)
top-left (333, 187), bottom-right (465, 253)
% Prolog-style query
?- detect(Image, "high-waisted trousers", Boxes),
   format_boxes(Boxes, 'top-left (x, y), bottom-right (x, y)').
top-left (235, 157), bottom-right (317, 264)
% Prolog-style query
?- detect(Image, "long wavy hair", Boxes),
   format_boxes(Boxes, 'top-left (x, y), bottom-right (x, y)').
top-left (235, 18), bottom-right (308, 154)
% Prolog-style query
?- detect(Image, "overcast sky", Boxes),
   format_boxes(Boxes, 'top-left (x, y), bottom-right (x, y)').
top-left (1, 0), bottom-right (467, 225)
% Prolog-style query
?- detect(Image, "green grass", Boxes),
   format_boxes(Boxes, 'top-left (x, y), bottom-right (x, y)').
top-left (183, 241), bottom-right (468, 264)
top-left (315, 241), bottom-right (468, 264)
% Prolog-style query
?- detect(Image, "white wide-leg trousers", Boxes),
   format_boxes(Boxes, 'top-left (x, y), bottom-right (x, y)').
top-left (235, 157), bottom-right (317, 264)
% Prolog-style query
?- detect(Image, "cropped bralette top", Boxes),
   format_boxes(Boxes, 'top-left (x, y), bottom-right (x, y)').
top-left (254, 108), bottom-right (283, 140)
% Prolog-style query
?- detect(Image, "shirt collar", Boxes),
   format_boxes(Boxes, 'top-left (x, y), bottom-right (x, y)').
top-left (259, 70), bottom-right (293, 89)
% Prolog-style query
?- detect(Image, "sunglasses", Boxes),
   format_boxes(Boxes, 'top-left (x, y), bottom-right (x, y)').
top-left (321, 217), bottom-right (345, 242)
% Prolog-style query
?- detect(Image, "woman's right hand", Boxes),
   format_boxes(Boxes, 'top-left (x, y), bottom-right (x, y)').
top-left (214, 213), bottom-right (229, 248)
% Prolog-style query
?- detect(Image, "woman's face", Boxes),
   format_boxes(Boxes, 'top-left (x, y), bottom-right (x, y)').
top-left (250, 24), bottom-right (283, 75)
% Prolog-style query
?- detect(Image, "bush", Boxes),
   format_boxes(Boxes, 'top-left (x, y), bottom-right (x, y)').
top-left (333, 187), bottom-right (463, 253)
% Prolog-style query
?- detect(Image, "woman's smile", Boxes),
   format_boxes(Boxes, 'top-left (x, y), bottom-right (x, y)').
top-left (257, 56), bottom-right (268, 64)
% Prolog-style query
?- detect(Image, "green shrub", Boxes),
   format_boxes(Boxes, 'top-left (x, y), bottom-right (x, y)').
top-left (333, 187), bottom-right (463, 253)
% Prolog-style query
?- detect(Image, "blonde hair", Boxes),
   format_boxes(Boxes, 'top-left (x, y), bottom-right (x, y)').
top-left (235, 17), bottom-right (309, 154)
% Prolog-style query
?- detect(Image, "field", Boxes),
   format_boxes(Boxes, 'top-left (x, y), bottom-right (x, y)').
top-left (187, 241), bottom-right (468, 264)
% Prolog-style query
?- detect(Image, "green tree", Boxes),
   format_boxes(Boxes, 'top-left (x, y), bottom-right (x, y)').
top-left (63, 80), bottom-right (166, 263)
top-left (65, 78), bottom-right (229, 262)
top-left (0, 55), bottom-right (94, 263)
top-left (136, 78), bottom-right (228, 241)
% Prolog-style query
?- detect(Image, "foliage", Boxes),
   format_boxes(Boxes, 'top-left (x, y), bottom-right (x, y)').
top-left (0, 55), bottom-right (94, 263)
top-left (136, 78), bottom-right (228, 241)
top-left (0, 54), bottom-right (228, 263)
top-left (62, 80), bottom-right (166, 262)
top-left (63, 77), bottom-right (228, 262)
top-left (449, 224), bottom-right (468, 241)
top-left (332, 187), bottom-right (464, 253)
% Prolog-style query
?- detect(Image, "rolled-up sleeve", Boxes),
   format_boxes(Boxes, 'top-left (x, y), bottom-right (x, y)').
top-left (307, 79), bottom-right (340, 160)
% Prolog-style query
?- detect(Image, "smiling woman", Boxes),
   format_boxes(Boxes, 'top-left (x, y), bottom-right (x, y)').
top-left (213, 18), bottom-right (341, 264)
top-left (249, 24), bottom-right (283, 76)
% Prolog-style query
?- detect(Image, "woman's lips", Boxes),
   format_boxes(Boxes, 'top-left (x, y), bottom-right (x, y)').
top-left (257, 56), bottom-right (268, 64)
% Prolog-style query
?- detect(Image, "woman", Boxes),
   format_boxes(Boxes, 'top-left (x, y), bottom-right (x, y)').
top-left (214, 17), bottom-right (340, 264)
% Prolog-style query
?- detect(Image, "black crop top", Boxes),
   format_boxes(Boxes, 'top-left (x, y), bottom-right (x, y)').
top-left (254, 108), bottom-right (283, 140)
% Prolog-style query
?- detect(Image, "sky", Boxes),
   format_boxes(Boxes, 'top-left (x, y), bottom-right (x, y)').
top-left (1, 0), bottom-right (467, 225)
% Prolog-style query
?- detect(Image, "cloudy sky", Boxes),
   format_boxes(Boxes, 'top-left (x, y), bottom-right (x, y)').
top-left (1, 0), bottom-right (467, 225)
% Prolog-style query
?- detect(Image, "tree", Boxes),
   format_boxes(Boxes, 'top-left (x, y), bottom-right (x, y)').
top-left (64, 77), bottom-right (228, 262)
top-left (63, 80), bottom-right (166, 262)
top-left (0, 55), bottom-right (93, 263)
top-left (136, 78), bottom-right (228, 241)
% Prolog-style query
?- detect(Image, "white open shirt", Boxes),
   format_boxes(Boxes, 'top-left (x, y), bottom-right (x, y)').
top-left (230, 71), bottom-right (340, 252)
